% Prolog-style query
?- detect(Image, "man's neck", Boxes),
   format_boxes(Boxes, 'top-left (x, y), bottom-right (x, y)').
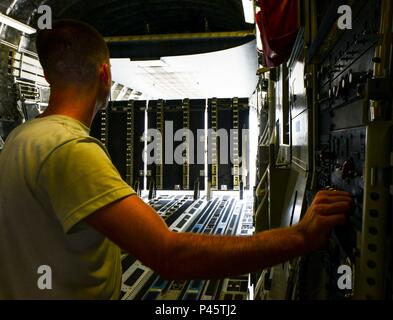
top-left (40, 87), bottom-right (96, 128)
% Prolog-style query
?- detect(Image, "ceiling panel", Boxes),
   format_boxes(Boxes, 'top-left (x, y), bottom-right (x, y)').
top-left (110, 40), bottom-right (258, 99)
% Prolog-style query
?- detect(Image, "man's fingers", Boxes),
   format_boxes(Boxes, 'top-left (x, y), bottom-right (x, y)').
top-left (316, 190), bottom-right (351, 197)
top-left (321, 214), bottom-right (347, 228)
top-left (314, 195), bottom-right (353, 205)
top-left (314, 201), bottom-right (352, 216)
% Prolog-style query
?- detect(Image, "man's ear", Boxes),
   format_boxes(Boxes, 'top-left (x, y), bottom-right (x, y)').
top-left (99, 63), bottom-right (111, 87)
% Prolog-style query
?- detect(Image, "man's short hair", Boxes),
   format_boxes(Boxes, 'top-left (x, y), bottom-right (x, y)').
top-left (36, 20), bottom-right (109, 87)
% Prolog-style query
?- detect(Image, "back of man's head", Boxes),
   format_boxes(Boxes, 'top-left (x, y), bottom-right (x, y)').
top-left (36, 20), bottom-right (109, 88)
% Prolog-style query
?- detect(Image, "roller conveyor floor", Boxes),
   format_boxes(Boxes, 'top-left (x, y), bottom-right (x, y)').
top-left (119, 192), bottom-right (255, 301)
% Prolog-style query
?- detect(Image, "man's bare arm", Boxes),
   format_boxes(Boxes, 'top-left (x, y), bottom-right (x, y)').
top-left (86, 191), bottom-right (352, 280)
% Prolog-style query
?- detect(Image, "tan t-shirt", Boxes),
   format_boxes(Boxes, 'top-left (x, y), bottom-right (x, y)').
top-left (0, 115), bottom-right (135, 299)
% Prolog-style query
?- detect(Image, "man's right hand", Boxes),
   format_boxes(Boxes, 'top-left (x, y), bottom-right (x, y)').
top-left (295, 190), bottom-right (353, 252)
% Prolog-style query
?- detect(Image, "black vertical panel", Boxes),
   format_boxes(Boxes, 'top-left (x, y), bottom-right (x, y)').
top-left (90, 103), bottom-right (146, 189)
top-left (107, 102), bottom-right (129, 183)
top-left (147, 100), bottom-right (159, 188)
top-left (90, 111), bottom-right (104, 142)
top-left (217, 99), bottom-right (233, 190)
top-left (189, 99), bottom-right (206, 190)
top-left (207, 98), bottom-right (250, 191)
top-left (133, 101), bottom-right (146, 188)
top-left (207, 99), bottom-right (214, 187)
top-left (239, 99), bottom-right (250, 189)
top-left (207, 98), bottom-right (220, 190)
top-left (163, 100), bottom-right (183, 190)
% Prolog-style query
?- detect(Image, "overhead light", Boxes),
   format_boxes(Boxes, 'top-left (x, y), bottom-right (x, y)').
top-left (242, 0), bottom-right (255, 24)
top-left (0, 12), bottom-right (36, 34)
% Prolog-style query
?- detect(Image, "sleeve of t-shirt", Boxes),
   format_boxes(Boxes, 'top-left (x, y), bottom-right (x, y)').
top-left (36, 138), bottom-right (136, 233)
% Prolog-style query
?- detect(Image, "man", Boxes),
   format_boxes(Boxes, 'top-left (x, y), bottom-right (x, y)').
top-left (0, 20), bottom-right (352, 299)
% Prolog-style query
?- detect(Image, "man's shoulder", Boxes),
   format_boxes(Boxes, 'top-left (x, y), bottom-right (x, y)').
top-left (20, 116), bottom-right (99, 144)
top-left (7, 115), bottom-right (106, 162)
top-left (26, 115), bottom-right (87, 137)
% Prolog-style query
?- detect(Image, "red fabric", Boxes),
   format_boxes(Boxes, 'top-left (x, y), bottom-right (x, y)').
top-left (256, 0), bottom-right (299, 67)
